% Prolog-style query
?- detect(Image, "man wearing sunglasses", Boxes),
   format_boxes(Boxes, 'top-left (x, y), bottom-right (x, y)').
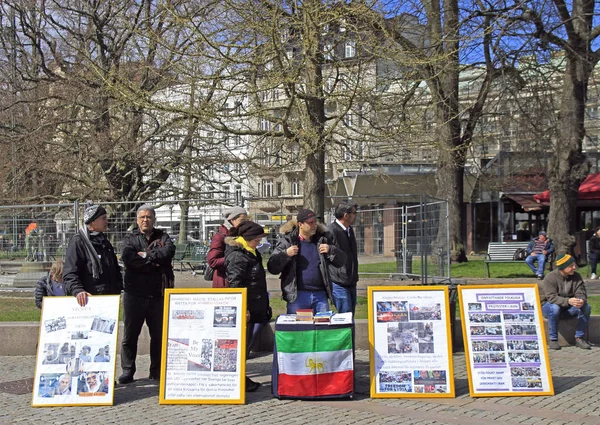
top-left (268, 208), bottom-right (346, 314)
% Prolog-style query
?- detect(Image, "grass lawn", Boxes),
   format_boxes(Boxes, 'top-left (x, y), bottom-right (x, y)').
top-left (4, 293), bottom-right (600, 321)
top-left (358, 256), bottom-right (594, 279)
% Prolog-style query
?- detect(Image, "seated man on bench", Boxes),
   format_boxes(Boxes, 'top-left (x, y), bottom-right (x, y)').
top-left (525, 231), bottom-right (554, 279)
top-left (541, 253), bottom-right (591, 350)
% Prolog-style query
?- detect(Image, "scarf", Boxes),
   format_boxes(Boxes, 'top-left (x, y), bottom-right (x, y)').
top-left (235, 236), bottom-right (256, 256)
top-left (78, 226), bottom-right (103, 279)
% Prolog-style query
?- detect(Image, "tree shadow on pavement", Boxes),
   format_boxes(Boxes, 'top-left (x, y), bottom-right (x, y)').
top-left (552, 375), bottom-right (595, 395)
top-left (113, 378), bottom-right (160, 405)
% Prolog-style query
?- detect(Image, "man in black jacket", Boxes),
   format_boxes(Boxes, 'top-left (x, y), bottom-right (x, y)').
top-left (267, 209), bottom-right (346, 314)
top-left (327, 202), bottom-right (359, 314)
top-left (63, 203), bottom-right (122, 307)
top-left (118, 204), bottom-right (175, 384)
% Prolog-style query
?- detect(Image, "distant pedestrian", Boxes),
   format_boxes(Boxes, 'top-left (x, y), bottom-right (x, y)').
top-left (588, 226), bottom-right (600, 279)
top-left (34, 260), bottom-right (66, 309)
top-left (525, 231), bottom-right (554, 279)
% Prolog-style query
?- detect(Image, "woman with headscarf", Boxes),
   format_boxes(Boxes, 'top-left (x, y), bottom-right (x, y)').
top-left (225, 221), bottom-right (271, 392)
top-left (206, 206), bottom-right (248, 288)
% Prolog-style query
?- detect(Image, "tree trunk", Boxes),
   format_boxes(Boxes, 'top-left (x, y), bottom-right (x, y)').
top-left (547, 55), bottom-right (590, 254)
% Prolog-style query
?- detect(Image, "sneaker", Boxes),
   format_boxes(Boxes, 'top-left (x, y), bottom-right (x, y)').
top-left (592, 273), bottom-right (598, 280)
top-left (575, 338), bottom-right (591, 350)
top-left (537, 275), bottom-right (544, 280)
top-left (245, 377), bottom-right (260, 392)
top-left (118, 373), bottom-right (134, 384)
top-left (548, 340), bottom-right (561, 350)
top-left (148, 374), bottom-right (160, 381)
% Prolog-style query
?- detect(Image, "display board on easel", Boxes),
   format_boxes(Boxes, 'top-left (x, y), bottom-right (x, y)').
top-left (368, 286), bottom-right (455, 398)
top-left (458, 284), bottom-right (554, 397)
top-left (31, 295), bottom-right (120, 407)
top-left (159, 288), bottom-right (247, 405)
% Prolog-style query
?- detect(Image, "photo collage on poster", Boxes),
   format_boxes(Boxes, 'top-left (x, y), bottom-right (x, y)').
top-left (163, 292), bottom-right (244, 402)
top-left (371, 289), bottom-right (453, 396)
top-left (462, 288), bottom-right (550, 394)
top-left (33, 297), bottom-right (119, 406)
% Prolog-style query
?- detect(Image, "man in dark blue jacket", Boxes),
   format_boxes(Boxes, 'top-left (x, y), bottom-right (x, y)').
top-left (267, 209), bottom-right (346, 314)
top-left (327, 202), bottom-right (359, 314)
top-left (118, 204), bottom-right (175, 384)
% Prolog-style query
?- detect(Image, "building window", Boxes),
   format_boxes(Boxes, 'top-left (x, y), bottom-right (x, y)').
top-left (276, 182), bottom-right (282, 196)
top-left (262, 179), bottom-right (273, 197)
top-left (222, 185), bottom-right (230, 200)
top-left (260, 119), bottom-right (270, 131)
top-left (345, 40), bottom-right (356, 58)
top-left (291, 178), bottom-right (300, 196)
top-left (344, 112), bottom-right (353, 127)
top-left (323, 43), bottom-right (333, 60)
top-left (235, 185), bottom-right (242, 205)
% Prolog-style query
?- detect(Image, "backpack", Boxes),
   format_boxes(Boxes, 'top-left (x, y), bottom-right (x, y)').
top-left (513, 248), bottom-right (527, 261)
top-left (203, 264), bottom-right (215, 281)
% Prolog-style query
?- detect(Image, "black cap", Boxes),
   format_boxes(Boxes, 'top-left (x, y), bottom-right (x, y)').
top-left (237, 221), bottom-right (268, 241)
top-left (297, 209), bottom-right (317, 223)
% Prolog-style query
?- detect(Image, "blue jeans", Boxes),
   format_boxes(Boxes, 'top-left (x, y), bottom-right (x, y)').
top-left (286, 290), bottom-right (329, 314)
top-left (331, 282), bottom-right (357, 314)
top-left (525, 253), bottom-right (546, 276)
top-left (542, 302), bottom-right (591, 340)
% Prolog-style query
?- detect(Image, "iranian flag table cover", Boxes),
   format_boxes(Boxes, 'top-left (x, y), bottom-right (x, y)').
top-left (272, 322), bottom-right (354, 399)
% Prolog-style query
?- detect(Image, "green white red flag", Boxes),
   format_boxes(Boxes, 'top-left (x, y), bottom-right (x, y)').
top-left (275, 327), bottom-right (353, 397)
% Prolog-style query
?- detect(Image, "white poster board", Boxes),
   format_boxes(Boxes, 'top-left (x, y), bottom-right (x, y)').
top-left (159, 288), bottom-right (247, 405)
top-left (31, 295), bottom-right (120, 407)
top-left (368, 286), bottom-right (455, 398)
top-left (458, 284), bottom-right (554, 397)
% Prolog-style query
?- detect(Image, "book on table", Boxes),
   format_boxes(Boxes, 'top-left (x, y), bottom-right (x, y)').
top-left (314, 310), bottom-right (333, 324)
top-left (295, 309), bottom-right (314, 322)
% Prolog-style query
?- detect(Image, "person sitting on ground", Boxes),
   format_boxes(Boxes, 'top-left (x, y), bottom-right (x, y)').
top-left (588, 226), bottom-right (600, 279)
top-left (35, 260), bottom-right (66, 309)
top-left (525, 231), bottom-right (554, 280)
top-left (541, 253), bottom-right (591, 350)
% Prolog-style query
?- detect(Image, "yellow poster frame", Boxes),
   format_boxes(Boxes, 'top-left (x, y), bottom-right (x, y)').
top-left (31, 295), bottom-right (120, 407)
top-left (159, 288), bottom-right (247, 405)
top-left (368, 285), bottom-right (455, 398)
top-left (458, 284), bottom-right (554, 397)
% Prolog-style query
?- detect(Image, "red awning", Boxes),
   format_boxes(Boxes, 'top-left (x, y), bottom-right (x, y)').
top-left (534, 172), bottom-right (600, 203)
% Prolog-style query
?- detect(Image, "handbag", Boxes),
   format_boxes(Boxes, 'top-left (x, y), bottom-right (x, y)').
top-left (203, 264), bottom-right (215, 281)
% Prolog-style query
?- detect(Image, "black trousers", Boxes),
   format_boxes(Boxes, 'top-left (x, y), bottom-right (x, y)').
top-left (121, 292), bottom-right (164, 377)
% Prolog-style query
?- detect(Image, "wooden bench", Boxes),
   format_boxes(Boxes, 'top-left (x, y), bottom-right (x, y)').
top-left (484, 242), bottom-right (555, 278)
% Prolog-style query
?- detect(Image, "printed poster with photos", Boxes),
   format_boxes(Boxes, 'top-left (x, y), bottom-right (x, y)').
top-left (31, 295), bottom-right (120, 407)
top-left (159, 288), bottom-right (247, 405)
top-left (458, 284), bottom-right (554, 397)
top-left (368, 286), bottom-right (455, 398)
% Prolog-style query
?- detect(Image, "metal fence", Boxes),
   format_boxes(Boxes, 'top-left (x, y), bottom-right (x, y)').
top-left (0, 199), bottom-right (234, 287)
top-left (0, 196), bottom-right (449, 287)
top-left (348, 198), bottom-right (450, 282)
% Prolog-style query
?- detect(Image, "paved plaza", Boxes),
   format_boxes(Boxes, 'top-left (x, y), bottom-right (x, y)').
top-left (1, 346), bottom-right (600, 425)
